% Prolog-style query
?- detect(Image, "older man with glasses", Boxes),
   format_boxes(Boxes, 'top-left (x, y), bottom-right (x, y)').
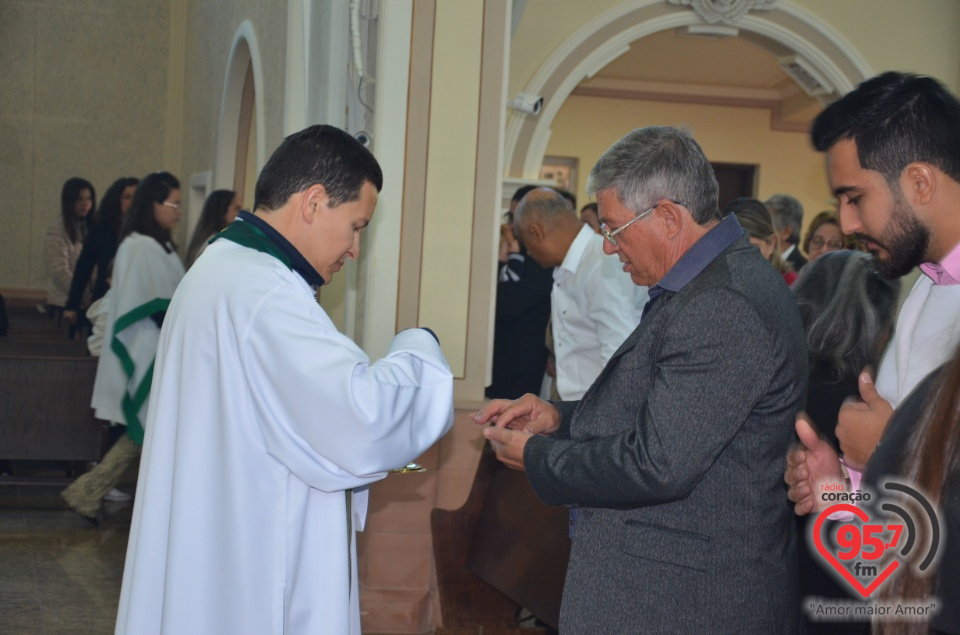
top-left (476, 126), bottom-right (806, 634)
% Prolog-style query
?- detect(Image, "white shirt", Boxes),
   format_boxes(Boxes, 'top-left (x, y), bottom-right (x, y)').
top-left (115, 239), bottom-right (455, 635)
top-left (552, 225), bottom-right (648, 399)
top-left (875, 274), bottom-right (960, 406)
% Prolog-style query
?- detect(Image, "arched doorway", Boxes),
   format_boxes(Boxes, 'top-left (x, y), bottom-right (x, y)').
top-left (505, 0), bottom-right (873, 178)
top-left (216, 21), bottom-right (266, 204)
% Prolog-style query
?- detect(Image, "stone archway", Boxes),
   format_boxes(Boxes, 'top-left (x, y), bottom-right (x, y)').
top-left (215, 21), bottom-right (267, 191)
top-left (505, 0), bottom-right (873, 178)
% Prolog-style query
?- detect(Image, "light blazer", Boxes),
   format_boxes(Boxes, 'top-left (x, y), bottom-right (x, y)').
top-left (525, 235), bottom-right (807, 634)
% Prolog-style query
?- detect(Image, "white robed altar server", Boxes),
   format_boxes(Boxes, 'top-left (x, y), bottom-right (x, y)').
top-left (115, 126), bottom-right (454, 635)
top-left (90, 231), bottom-right (185, 440)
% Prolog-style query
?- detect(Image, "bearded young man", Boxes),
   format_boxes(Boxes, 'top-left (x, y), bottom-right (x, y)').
top-left (787, 71), bottom-right (960, 635)
top-left (787, 72), bottom-right (960, 509)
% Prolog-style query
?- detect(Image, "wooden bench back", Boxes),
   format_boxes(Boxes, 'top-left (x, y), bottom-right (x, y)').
top-left (0, 355), bottom-right (103, 461)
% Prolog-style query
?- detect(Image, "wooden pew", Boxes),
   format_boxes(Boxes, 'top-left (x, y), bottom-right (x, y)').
top-left (3, 296), bottom-right (89, 344)
top-left (0, 355), bottom-right (103, 463)
top-left (0, 339), bottom-right (87, 357)
top-left (431, 441), bottom-right (569, 633)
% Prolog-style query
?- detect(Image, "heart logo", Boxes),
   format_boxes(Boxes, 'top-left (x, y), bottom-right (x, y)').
top-left (812, 503), bottom-right (900, 598)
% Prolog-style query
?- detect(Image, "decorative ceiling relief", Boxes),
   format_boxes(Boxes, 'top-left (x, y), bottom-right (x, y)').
top-left (667, 0), bottom-right (780, 25)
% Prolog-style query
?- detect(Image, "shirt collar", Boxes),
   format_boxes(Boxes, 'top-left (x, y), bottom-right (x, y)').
top-left (919, 240), bottom-right (960, 285)
top-left (556, 225), bottom-right (597, 278)
top-left (651, 214), bottom-right (745, 297)
top-left (233, 211), bottom-right (326, 288)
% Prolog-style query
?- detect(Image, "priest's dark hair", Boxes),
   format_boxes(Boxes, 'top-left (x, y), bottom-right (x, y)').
top-left (254, 124), bottom-right (383, 212)
top-left (811, 71), bottom-right (960, 185)
top-left (121, 171), bottom-right (181, 253)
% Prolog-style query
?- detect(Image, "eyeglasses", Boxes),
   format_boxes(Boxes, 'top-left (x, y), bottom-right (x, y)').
top-left (599, 199), bottom-right (686, 247)
top-left (161, 201), bottom-right (181, 210)
top-left (810, 236), bottom-right (844, 250)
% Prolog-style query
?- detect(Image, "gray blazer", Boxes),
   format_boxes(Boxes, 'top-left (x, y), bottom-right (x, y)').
top-left (525, 235), bottom-right (806, 634)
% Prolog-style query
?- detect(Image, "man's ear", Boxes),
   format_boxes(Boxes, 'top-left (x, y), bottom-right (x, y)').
top-left (300, 184), bottom-right (329, 223)
top-left (902, 162), bottom-right (937, 206)
top-left (525, 222), bottom-right (545, 242)
top-left (658, 200), bottom-right (685, 239)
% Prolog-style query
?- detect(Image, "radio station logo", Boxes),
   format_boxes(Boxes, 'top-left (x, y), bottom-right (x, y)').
top-left (804, 479), bottom-right (943, 623)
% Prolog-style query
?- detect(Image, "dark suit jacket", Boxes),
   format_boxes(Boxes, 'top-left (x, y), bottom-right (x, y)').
top-left (486, 252), bottom-right (552, 399)
top-left (525, 235), bottom-right (806, 634)
top-left (786, 244), bottom-right (807, 273)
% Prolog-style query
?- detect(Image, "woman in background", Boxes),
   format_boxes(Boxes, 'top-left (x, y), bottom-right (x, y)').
top-left (794, 250), bottom-right (900, 452)
top-left (185, 189), bottom-right (241, 266)
top-left (63, 176), bottom-right (139, 326)
top-left (725, 197), bottom-right (798, 285)
top-left (803, 211), bottom-right (854, 261)
top-left (792, 250), bottom-right (900, 635)
top-left (45, 177), bottom-right (95, 322)
top-left (62, 171), bottom-right (185, 521)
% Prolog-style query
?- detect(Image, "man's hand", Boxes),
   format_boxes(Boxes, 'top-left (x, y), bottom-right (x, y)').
top-left (62, 310), bottom-right (78, 325)
top-left (483, 426), bottom-right (532, 471)
top-left (473, 393), bottom-right (560, 435)
top-left (785, 417), bottom-right (844, 516)
top-left (498, 224), bottom-right (520, 263)
top-left (836, 371), bottom-right (893, 471)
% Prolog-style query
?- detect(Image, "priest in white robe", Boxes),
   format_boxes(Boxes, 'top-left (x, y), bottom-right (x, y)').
top-left (115, 125), bottom-right (455, 635)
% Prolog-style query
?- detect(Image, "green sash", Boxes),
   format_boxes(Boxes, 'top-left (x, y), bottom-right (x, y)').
top-left (111, 298), bottom-right (170, 444)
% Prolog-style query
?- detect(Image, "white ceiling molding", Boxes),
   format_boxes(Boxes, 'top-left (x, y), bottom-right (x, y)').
top-left (685, 24), bottom-right (739, 37)
top-left (667, 0), bottom-right (779, 25)
top-left (506, 0), bottom-right (874, 179)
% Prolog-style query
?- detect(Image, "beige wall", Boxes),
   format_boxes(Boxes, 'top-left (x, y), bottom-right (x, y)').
top-left (546, 95), bottom-right (831, 236)
top-left (0, 0), bottom-right (171, 290)
top-left (796, 0), bottom-right (960, 89)
top-left (0, 0), bottom-right (288, 292)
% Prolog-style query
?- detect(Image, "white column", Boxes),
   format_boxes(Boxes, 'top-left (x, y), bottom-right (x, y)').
top-left (359, 0), bottom-right (413, 360)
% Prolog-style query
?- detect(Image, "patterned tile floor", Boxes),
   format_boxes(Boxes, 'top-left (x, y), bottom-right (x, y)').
top-left (0, 463), bottom-right (135, 635)
top-left (0, 465), bottom-right (544, 635)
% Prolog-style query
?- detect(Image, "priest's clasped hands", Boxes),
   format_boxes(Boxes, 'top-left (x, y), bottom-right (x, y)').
top-left (472, 394), bottom-right (562, 471)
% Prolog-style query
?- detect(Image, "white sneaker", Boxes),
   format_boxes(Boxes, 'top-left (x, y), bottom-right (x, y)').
top-left (103, 488), bottom-right (131, 503)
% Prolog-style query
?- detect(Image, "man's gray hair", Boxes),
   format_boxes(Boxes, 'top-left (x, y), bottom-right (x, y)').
top-left (513, 187), bottom-right (575, 231)
top-left (764, 194), bottom-right (804, 245)
top-left (586, 126), bottom-right (720, 224)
